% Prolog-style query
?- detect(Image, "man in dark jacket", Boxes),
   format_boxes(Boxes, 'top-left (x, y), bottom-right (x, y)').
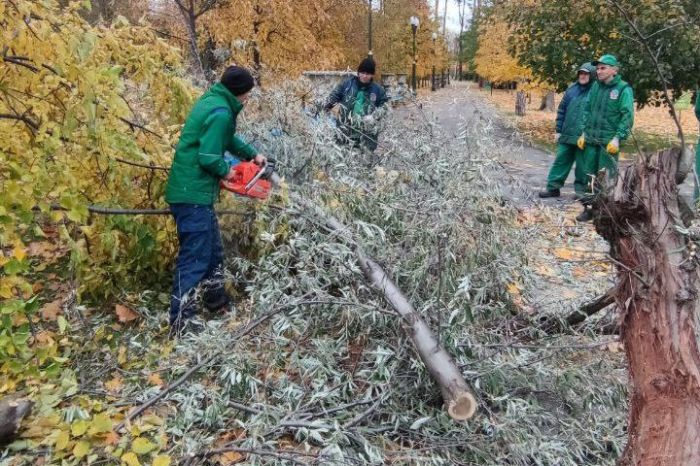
top-left (539, 63), bottom-right (596, 199)
top-left (165, 66), bottom-right (267, 334)
top-left (576, 54), bottom-right (634, 221)
top-left (324, 57), bottom-right (388, 152)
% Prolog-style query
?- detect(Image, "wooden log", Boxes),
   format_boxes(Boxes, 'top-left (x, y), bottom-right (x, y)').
top-left (357, 251), bottom-right (477, 420)
top-left (277, 175), bottom-right (477, 420)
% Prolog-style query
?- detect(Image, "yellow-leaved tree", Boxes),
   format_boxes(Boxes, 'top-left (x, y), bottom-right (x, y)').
top-left (474, 19), bottom-right (531, 85)
top-left (1, 0), bottom-right (195, 315)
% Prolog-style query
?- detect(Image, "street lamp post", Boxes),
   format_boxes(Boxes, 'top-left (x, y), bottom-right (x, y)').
top-left (431, 32), bottom-right (437, 92)
top-left (368, 0), bottom-right (373, 57)
top-left (410, 16), bottom-right (419, 94)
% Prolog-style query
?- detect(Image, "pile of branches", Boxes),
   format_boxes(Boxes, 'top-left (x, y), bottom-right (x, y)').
top-left (92, 82), bottom-right (629, 465)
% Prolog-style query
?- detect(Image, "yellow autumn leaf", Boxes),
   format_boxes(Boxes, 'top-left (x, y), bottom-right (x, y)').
top-left (89, 413), bottom-right (113, 434)
top-left (71, 419), bottom-right (89, 436)
top-left (0, 279), bottom-right (14, 299)
top-left (118, 345), bottom-right (127, 365)
top-left (506, 283), bottom-right (521, 295)
top-left (153, 455), bottom-right (171, 466)
top-left (55, 430), bottom-right (70, 450)
top-left (72, 440), bottom-right (90, 458)
top-left (552, 248), bottom-right (576, 260)
top-left (105, 375), bottom-right (124, 394)
top-left (147, 373), bottom-right (164, 387)
top-left (121, 452), bottom-right (141, 466)
top-left (12, 245), bottom-right (27, 261)
top-left (131, 437), bottom-right (157, 455)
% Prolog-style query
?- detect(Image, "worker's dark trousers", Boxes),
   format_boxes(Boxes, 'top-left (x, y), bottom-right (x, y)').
top-left (169, 203), bottom-right (228, 326)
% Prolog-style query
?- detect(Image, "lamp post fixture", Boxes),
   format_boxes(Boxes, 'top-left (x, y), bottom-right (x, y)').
top-left (368, 0), bottom-right (373, 57)
top-left (410, 16), bottom-right (419, 94)
top-left (431, 32), bottom-right (437, 92)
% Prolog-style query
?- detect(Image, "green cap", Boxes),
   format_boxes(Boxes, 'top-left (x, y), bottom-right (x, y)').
top-left (592, 54), bottom-right (619, 67)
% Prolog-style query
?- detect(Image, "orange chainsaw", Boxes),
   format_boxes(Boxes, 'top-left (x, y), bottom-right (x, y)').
top-left (220, 158), bottom-right (276, 200)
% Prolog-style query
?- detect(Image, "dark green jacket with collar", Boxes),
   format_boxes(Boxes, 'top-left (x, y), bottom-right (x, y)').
top-left (582, 74), bottom-right (635, 145)
top-left (165, 83), bottom-right (257, 205)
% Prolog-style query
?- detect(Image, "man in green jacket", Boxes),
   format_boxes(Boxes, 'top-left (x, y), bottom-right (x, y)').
top-left (165, 66), bottom-right (266, 334)
top-left (539, 63), bottom-right (596, 199)
top-left (576, 54), bottom-right (634, 222)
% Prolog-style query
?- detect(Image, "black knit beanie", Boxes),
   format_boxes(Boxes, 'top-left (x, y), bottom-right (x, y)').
top-left (358, 57), bottom-right (376, 75)
top-left (220, 66), bottom-right (255, 96)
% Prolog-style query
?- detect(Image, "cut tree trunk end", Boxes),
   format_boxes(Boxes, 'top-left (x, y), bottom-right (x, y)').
top-left (593, 148), bottom-right (700, 466)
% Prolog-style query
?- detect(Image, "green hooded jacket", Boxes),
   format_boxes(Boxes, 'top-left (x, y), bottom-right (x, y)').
top-left (556, 63), bottom-right (597, 145)
top-left (165, 83), bottom-right (257, 205)
top-left (582, 74), bottom-right (634, 145)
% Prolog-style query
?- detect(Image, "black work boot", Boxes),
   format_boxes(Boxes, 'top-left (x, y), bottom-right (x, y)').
top-left (576, 206), bottom-right (594, 222)
top-left (538, 189), bottom-right (560, 198)
top-left (203, 288), bottom-right (233, 314)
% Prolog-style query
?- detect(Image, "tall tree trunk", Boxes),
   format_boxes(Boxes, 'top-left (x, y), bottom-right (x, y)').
top-left (175, 0), bottom-right (205, 78)
top-left (594, 148), bottom-right (700, 466)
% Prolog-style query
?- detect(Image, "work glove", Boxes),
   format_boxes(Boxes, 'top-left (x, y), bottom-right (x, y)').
top-left (606, 136), bottom-right (620, 155)
top-left (554, 133), bottom-right (561, 143)
top-left (577, 134), bottom-right (585, 150)
top-left (362, 114), bottom-right (375, 125)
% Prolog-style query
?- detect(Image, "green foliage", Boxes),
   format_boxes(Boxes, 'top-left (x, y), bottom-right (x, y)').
top-left (459, 23), bottom-right (480, 73)
top-left (504, 0), bottom-right (700, 102)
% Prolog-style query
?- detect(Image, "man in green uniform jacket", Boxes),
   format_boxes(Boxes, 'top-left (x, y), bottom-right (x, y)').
top-left (539, 63), bottom-right (597, 199)
top-left (165, 66), bottom-right (267, 334)
top-left (694, 89), bottom-right (700, 203)
top-left (576, 54), bottom-right (634, 221)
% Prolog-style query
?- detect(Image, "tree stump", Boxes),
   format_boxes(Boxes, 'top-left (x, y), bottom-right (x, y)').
top-left (515, 91), bottom-right (527, 116)
top-left (594, 148), bottom-right (700, 466)
top-left (538, 91), bottom-right (556, 111)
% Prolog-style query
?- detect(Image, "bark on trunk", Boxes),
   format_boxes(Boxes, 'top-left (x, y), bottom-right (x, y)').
top-left (277, 176), bottom-right (477, 421)
top-left (593, 148), bottom-right (700, 466)
top-left (515, 91), bottom-right (526, 116)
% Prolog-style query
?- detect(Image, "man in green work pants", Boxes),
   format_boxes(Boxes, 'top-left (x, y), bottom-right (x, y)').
top-left (576, 54), bottom-right (635, 222)
top-left (539, 63), bottom-right (597, 199)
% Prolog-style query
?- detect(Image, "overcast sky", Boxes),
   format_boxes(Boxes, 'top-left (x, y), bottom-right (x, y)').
top-left (429, 0), bottom-right (470, 34)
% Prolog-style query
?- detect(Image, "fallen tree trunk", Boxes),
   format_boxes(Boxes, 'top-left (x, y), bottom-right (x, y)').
top-left (594, 148), bottom-right (700, 465)
top-left (357, 252), bottom-right (477, 420)
top-left (279, 177), bottom-right (477, 420)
